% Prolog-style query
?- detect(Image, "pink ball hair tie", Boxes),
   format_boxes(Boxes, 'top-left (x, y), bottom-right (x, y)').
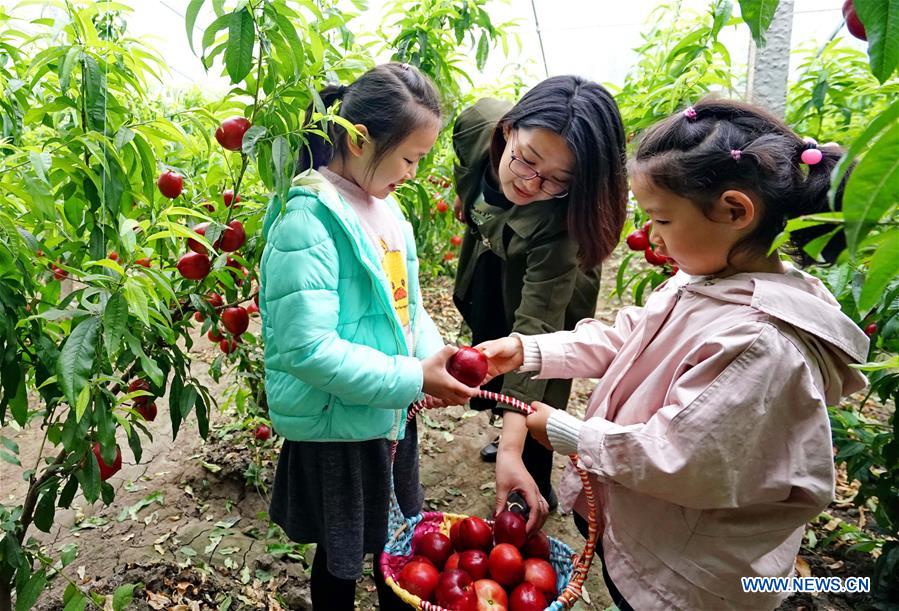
top-left (683, 106), bottom-right (698, 121)
top-left (730, 149), bottom-right (742, 161)
top-left (801, 137), bottom-right (823, 165)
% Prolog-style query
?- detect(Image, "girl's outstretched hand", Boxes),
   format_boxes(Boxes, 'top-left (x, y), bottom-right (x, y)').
top-left (474, 336), bottom-right (524, 384)
top-left (421, 345), bottom-right (480, 406)
top-left (525, 401), bottom-right (554, 451)
top-left (419, 394), bottom-right (449, 409)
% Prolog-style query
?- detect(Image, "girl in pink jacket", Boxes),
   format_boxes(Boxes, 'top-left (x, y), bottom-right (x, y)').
top-left (479, 99), bottom-right (870, 610)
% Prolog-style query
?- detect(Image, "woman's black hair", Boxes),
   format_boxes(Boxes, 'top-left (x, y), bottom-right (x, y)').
top-left (489, 75), bottom-right (628, 270)
top-left (298, 63), bottom-right (441, 176)
top-left (632, 98), bottom-right (849, 266)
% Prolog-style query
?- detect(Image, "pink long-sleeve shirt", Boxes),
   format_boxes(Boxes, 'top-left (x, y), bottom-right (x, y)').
top-left (519, 268), bottom-right (869, 610)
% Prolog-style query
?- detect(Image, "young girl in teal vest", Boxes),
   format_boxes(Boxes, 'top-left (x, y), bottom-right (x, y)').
top-left (259, 63), bottom-right (478, 609)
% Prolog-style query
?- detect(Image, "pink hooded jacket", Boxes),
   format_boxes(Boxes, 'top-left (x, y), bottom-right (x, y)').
top-left (518, 268), bottom-right (869, 610)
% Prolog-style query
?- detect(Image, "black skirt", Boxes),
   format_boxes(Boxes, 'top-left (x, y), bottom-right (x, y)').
top-left (269, 418), bottom-right (423, 580)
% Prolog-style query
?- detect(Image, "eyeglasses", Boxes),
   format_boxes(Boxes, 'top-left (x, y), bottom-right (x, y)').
top-left (508, 140), bottom-right (569, 198)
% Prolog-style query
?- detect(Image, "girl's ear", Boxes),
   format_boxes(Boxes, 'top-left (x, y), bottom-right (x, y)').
top-left (502, 122), bottom-right (512, 141)
top-left (715, 189), bottom-right (756, 230)
top-left (346, 124), bottom-right (369, 158)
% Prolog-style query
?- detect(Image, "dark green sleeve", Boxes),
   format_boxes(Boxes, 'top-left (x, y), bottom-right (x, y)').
top-left (500, 235), bottom-right (581, 404)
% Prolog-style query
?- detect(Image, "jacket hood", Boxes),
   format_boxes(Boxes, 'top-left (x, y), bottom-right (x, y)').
top-left (675, 267), bottom-right (870, 401)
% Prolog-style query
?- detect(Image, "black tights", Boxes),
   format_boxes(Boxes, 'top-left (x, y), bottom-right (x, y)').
top-left (310, 546), bottom-right (407, 610)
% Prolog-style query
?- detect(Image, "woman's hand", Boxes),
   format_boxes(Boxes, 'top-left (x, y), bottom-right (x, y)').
top-left (474, 336), bottom-right (524, 384)
top-left (495, 449), bottom-right (549, 532)
top-left (421, 346), bottom-right (480, 405)
top-left (525, 401), bottom-right (554, 451)
top-left (453, 195), bottom-right (465, 222)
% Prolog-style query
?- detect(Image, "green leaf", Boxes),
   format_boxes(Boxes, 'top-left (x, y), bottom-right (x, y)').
top-left (1, 448), bottom-right (20, 466)
top-left (114, 126), bottom-right (135, 150)
top-left (201, 13), bottom-right (230, 55)
top-left (1, 360), bottom-right (27, 426)
top-left (830, 98), bottom-right (899, 213)
top-left (241, 124), bottom-right (267, 156)
top-left (859, 228), bottom-right (899, 311)
top-left (59, 45), bottom-right (82, 90)
top-left (195, 394), bottom-right (209, 439)
top-left (843, 117), bottom-right (899, 252)
top-left (75, 385), bottom-right (91, 422)
top-left (713, 0), bottom-right (734, 35)
top-left (224, 7), bottom-right (255, 84)
top-left (272, 135), bottom-right (293, 206)
top-left (123, 278), bottom-right (149, 326)
top-left (113, 583), bottom-right (138, 611)
top-left (475, 32), bottom-right (488, 70)
top-left (0, 436), bottom-right (19, 454)
top-left (54, 546), bottom-right (77, 572)
top-left (30, 151), bottom-right (52, 183)
top-left (24, 171), bottom-right (55, 221)
top-left (34, 485), bottom-right (58, 533)
top-left (57, 316), bottom-right (100, 408)
top-left (124, 334), bottom-right (164, 387)
top-left (186, 0), bottom-right (206, 55)
top-left (738, 0), bottom-right (779, 46)
top-left (58, 475), bottom-right (79, 509)
top-left (854, 355), bottom-right (899, 371)
top-left (854, 0), bottom-right (899, 83)
top-left (168, 374), bottom-right (184, 437)
top-left (16, 569), bottom-right (47, 611)
top-left (179, 384), bottom-right (198, 419)
top-left (81, 55), bottom-right (108, 132)
top-left (63, 590), bottom-right (87, 611)
top-left (102, 293), bottom-right (128, 359)
top-left (77, 448), bottom-right (101, 503)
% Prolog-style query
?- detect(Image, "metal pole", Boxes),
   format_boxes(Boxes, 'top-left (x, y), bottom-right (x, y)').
top-left (529, 0), bottom-right (550, 78)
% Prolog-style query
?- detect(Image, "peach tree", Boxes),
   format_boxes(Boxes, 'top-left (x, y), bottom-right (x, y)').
top-left (0, 0), bottom-right (375, 607)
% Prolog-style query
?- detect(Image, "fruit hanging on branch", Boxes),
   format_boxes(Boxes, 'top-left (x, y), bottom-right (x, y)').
top-left (221, 306), bottom-right (250, 336)
top-left (188, 222), bottom-right (210, 255)
top-left (157, 170), bottom-right (183, 199)
top-left (223, 189), bottom-right (241, 207)
top-left (177, 251), bottom-right (212, 280)
top-left (217, 220), bottom-right (246, 252)
top-left (842, 0), bottom-right (867, 40)
top-left (92, 443), bottom-right (123, 481)
top-left (136, 402), bottom-right (158, 422)
top-left (215, 116), bottom-right (252, 151)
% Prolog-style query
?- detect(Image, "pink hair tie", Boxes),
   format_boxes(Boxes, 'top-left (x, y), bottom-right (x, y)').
top-left (730, 149), bottom-right (742, 161)
top-left (683, 107), bottom-right (698, 121)
top-left (800, 137), bottom-right (823, 165)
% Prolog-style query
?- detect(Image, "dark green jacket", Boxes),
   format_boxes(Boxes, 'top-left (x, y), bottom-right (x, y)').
top-left (452, 98), bottom-right (600, 410)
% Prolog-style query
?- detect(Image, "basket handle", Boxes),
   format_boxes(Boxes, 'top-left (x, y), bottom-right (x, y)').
top-left (401, 390), bottom-right (602, 608)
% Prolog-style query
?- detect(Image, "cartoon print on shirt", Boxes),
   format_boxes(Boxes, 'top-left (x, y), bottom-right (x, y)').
top-left (379, 238), bottom-right (409, 325)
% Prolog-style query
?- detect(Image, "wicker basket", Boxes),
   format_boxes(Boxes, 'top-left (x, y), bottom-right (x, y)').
top-left (380, 391), bottom-right (599, 610)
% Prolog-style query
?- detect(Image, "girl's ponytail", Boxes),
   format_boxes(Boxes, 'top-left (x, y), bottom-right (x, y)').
top-left (786, 143), bottom-right (849, 265)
